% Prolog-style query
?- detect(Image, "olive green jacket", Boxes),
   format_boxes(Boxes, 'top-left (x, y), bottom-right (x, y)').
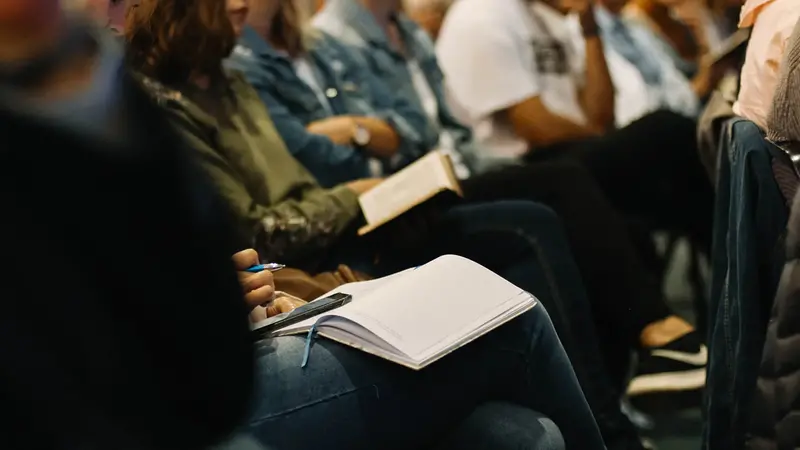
top-left (139, 72), bottom-right (361, 263)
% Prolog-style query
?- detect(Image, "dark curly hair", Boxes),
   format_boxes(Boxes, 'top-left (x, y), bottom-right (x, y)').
top-left (125, 0), bottom-right (235, 85)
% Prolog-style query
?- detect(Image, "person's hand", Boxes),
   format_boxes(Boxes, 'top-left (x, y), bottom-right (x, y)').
top-left (249, 295), bottom-right (307, 322)
top-left (672, 1), bottom-right (711, 53)
top-left (265, 295), bottom-right (307, 317)
top-left (232, 249), bottom-right (275, 310)
top-left (672, 1), bottom-right (706, 31)
top-left (306, 116), bottom-right (358, 145)
top-left (561, 0), bottom-right (593, 15)
top-left (346, 178), bottom-right (383, 195)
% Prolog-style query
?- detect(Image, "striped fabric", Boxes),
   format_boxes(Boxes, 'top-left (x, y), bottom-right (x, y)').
top-left (772, 157), bottom-right (799, 207)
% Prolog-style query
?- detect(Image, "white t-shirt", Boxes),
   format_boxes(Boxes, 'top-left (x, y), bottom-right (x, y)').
top-left (406, 59), bottom-right (471, 179)
top-left (293, 56), bottom-right (334, 115)
top-left (436, 0), bottom-right (587, 161)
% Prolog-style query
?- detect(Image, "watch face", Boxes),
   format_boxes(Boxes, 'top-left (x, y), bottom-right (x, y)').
top-left (354, 124), bottom-right (371, 146)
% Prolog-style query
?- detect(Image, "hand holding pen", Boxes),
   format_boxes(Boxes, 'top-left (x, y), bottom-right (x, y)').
top-left (245, 263), bottom-right (286, 273)
top-left (231, 249), bottom-right (284, 311)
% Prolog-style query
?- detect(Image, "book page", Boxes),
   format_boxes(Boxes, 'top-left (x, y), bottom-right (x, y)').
top-left (358, 151), bottom-right (455, 227)
top-left (272, 268), bottom-right (416, 335)
top-left (330, 255), bottom-right (529, 361)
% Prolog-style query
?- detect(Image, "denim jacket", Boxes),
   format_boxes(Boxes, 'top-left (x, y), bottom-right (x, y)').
top-left (226, 26), bottom-right (429, 187)
top-left (314, 0), bottom-right (486, 174)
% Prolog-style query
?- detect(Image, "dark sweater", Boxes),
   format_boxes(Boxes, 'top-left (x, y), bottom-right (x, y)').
top-left (0, 69), bottom-right (254, 450)
top-left (748, 185), bottom-right (800, 450)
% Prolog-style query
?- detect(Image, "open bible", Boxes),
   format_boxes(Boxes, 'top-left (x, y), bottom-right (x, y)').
top-left (358, 150), bottom-right (462, 235)
top-left (271, 255), bottom-right (537, 370)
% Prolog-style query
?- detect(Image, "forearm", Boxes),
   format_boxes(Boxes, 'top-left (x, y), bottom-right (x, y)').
top-left (690, 72), bottom-right (710, 99)
top-left (252, 185), bottom-right (361, 262)
top-left (512, 108), bottom-right (602, 147)
top-left (354, 116), bottom-right (400, 158)
top-left (524, 119), bottom-right (602, 148)
top-left (578, 9), bottom-right (615, 130)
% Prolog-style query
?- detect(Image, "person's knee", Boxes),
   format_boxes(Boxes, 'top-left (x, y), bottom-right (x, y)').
top-left (444, 201), bottom-right (566, 250)
top-left (486, 304), bottom-right (559, 357)
top-left (641, 109), bottom-right (696, 132)
top-left (442, 402), bottom-right (566, 450)
top-left (491, 200), bottom-right (563, 231)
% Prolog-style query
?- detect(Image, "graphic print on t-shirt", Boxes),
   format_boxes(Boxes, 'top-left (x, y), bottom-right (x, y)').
top-left (532, 40), bottom-right (569, 75)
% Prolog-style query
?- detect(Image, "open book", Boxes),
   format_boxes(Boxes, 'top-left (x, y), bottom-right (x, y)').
top-left (358, 150), bottom-right (462, 235)
top-left (272, 255), bottom-right (537, 370)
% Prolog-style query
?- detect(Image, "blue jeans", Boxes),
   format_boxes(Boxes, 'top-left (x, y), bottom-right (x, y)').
top-left (319, 200), bottom-right (625, 447)
top-left (704, 119), bottom-right (789, 450)
top-left (247, 304), bottom-right (601, 450)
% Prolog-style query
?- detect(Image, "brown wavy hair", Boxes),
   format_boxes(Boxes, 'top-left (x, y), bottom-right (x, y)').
top-left (125, 0), bottom-right (236, 85)
top-left (271, 0), bottom-right (310, 57)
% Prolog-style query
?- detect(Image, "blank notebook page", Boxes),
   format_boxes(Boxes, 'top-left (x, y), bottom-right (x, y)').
top-left (331, 255), bottom-right (526, 361)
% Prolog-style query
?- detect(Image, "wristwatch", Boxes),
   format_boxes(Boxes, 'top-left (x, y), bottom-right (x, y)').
top-left (352, 120), bottom-right (371, 147)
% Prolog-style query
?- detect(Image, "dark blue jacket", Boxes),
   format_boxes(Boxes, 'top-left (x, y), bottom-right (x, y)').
top-left (226, 26), bottom-right (432, 187)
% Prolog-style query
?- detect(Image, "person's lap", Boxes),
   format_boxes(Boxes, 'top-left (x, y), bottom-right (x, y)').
top-left (318, 200), bottom-right (633, 447)
top-left (526, 109), bottom-right (713, 247)
top-left (436, 402), bottom-right (565, 450)
top-left (462, 161), bottom-right (671, 353)
top-left (246, 304), bottom-right (603, 450)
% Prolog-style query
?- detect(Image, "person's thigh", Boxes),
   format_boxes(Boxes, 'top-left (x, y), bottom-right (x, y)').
top-left (246, 305), bottom-right (603, 450)
top-left (526, 110), bottom-right (711, 230)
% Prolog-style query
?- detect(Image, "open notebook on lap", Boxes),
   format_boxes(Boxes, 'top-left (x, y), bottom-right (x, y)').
top-left (254, 255), bottom-right (538, 370)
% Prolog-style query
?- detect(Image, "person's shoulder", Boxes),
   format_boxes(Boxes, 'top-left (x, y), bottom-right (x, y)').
top-left (134, 74), bottom-right (217, 132)
top-left (446, 0), bottom-right (510, 25)
top-left (310, 30), bottom-right (348, 56)
top-left (312, 12), bottom-right (368, 47)
top-left (135, 74), bottom-right (191, 110)
top-left (442, 0), bottom-right (527, 39)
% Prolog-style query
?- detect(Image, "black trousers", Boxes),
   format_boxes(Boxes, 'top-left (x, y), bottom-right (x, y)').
top-left (463, 109), bottom-right (713, 381)
top-left (529, 110), bottom-right (714, 251)
top-left (462, 160), bottom-right (670, 386)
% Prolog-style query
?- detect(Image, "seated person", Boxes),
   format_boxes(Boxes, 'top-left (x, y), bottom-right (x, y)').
top-left (766, 17), bottom-right (800, 147)
top-left (124, 4), bottom-right (614, 449)
top-left (314, 0), bottom-right (707, 392)
top-left (749, 21), bottom-right (800, 450)
top-left (623, 0), bottom-right (729, 73)
top-left (235, 0), bottom-right (705, 407)
top-left (583, 0), bottom-right (721, 126)
top-left (764, 16), bottom-right (800, 202)
top-left (402, 0), bottom-right (454, 40)
top-left (0, 5), bottom-right (600, 449)
top-left (226, 0), bottom-right (437, 188)
top-left (126, 0), bottom-right (602, 448)
top-left (235, 246), bottom-right (600, 450)
top-left (733, 0), bottom-right (800, 130)
top-left (430, 0), bottom-right (714, 246)
top-left (81, 0), bottom-right (127, 33)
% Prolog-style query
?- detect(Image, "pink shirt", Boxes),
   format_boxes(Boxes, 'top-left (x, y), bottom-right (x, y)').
top-left (733, 0), bottom-right (800, 130)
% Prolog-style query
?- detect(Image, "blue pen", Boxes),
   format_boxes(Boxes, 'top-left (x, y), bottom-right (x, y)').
top-left (245, 263), bottom-right (286, 273)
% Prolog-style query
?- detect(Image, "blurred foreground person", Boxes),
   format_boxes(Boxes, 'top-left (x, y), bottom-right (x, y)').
top-left (0, 1), bottom-right (255, 449)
